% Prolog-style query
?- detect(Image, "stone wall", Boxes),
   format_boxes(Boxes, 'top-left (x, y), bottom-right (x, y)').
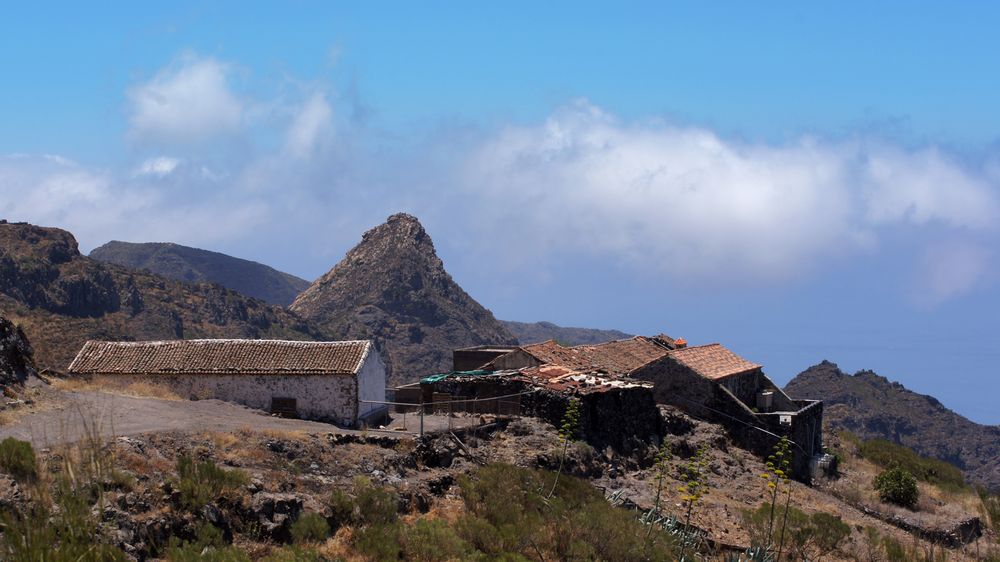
top-left (94, 373), bottom-right (360, 426)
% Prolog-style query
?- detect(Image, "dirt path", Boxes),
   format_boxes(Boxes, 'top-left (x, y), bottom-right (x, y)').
top-left (0, 388), bottom-right (480, 446)
top-left (0, 390), bottom-right (370, 446)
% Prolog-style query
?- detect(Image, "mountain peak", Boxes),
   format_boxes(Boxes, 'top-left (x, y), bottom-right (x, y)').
top-left (786, 362), bottom-right (1000, 491)
top-left (291, 213), bottom-right (516, 384)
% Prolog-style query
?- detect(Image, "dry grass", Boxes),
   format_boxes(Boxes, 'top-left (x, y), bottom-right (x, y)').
top-left (52, 377), bottom-right (183, 401)
top-left (317, 527), bottom-right (365, 562)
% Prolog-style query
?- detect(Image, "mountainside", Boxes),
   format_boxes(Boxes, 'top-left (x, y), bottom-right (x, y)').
top-left (0, 315), bottom-right (35, 387)
top-left (0, 222), bottom-right (323, 372)
top-left (90, 241), bottom-right (311, 306)
top-left (291, 213), bottom-right (517, 385)
top-left (785, 360), bottom-right (1000, 491)
top-left (501, 320), bottom-right (632, 345)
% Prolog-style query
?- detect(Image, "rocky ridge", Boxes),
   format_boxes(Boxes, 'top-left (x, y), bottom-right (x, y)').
top-left (291, 213), bottom-right (517, 385)
top-left (90, 241), bottom-right (311, 307)
top-left (785, 360), bottom-right (1000, 491)
top-left (0, 222), bottom-right (323, 372)
top-left (501, 320), bottom-right (632, 345)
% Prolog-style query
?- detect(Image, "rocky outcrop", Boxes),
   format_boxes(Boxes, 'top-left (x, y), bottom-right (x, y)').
top-left (0, 316), bottom-right (35, 387)
top-left (0, 222), bottom-right (324, 372)
top-left (785, 360), bottom-right (1000, 491)
top-left (91, 241), bottom-right (311, 307)
top-left (291, 214), bottom-right (517, 385)
top-left (501, 320), bottom-right (632, 346)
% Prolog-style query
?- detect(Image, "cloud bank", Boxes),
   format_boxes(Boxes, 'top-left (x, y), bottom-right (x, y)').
top-left (2, 55), bottom-right (998, 304)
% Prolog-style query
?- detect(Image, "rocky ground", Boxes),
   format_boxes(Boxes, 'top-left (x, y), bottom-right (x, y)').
top-left (2, 384), bottom-right (995, 561)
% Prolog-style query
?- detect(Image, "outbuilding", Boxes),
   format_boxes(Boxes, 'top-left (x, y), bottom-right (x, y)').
top-left (68, 339), bottom-right (387, 427)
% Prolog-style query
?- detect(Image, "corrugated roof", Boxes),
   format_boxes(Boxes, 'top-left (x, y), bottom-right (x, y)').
top-left (667, 343), bottom-right (760, 380)
top-left (68, 339), bottom-right (371, 375)
top-left (521, 336), bottom-right (671, 374)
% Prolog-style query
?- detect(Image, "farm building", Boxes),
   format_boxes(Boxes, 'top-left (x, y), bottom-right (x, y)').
top-left (68, 339), bottom-right (387, 427)
top-left (630, 343), bottom-right (823, 481)
top-left (424, 336), bottom-right (824, 482)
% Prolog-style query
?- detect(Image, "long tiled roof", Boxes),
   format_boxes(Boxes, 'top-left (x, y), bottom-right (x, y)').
top-left (522, 336), bottom-right (672, 374)
top-left (68, 339), bottom-right (371, 375)
top-left (667, 343), bottom-right (760, 380)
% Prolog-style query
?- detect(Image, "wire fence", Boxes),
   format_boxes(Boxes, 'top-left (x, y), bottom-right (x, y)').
top-left (360, 389), bottom-right (536, 436)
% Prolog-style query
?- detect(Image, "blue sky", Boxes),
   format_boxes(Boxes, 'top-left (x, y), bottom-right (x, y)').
top-left (2, 2), bottom-right (999, 422)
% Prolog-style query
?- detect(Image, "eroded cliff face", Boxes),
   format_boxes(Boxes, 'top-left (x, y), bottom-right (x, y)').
top-left (291, 213), bottom-right (517, 385)
top-left (0, 316), bottom-right (35, 387)
top-left (0, 222), bottom-right (324, 372)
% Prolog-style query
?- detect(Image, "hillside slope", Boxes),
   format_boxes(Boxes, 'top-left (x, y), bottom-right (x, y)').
top-left (501, 320), bottom-right (632, 345)
top-left (0, 222), bottom-right (323, 372)
top-left (90, 241), bottom-right (310, 306)
top-left (291, 213), bottom-right (517, 385)
top-left (785, 360), bottom-right (1000, 491)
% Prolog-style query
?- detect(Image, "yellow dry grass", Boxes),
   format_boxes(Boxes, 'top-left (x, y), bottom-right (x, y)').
top-left (318, 527), bottom-right (366, 562)
top-left (52, 377), bottom-right (183, 401)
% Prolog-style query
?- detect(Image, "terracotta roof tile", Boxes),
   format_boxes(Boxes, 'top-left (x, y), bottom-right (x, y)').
top-left (68, 339), bottom-right (371, 375)
top-left (521, 336), bottom-right (671, 374)
top-left (668, 343), bottom-right (760, 380)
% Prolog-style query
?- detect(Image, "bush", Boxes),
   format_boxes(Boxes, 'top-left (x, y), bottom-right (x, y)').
top-left (175, 455), bottom-right (249, 510)
top-left (874, 466), bottom-right (919, 508)
top-left (328, 488), bottom-right (354, 529)
top-left (353, 523), bottom-right (402, 561)
top-left (261, 547), bottom-right (329, 562)
top-left (401, 518), bottom-right (472, 561)
top-left (0, 437), bottom-right (36, 482)
top-left (810, 512), bottom-right (850, 555)
top-left (860, 439), bottom-right (965, 491)
top-left (353, 476), bottom-right (398, 526)
top-left (290, 512), bottom-right (330, 544)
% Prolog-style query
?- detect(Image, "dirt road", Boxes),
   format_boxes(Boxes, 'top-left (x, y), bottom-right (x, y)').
top-left (0, 390), bottom-right (370, 446)
top-left (0, 389), bottom-right (479, 446)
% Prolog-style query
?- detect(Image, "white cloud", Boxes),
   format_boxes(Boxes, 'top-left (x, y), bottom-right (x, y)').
top-left (284, 93), bottom-right (333, 159)
top-left (862, 146), bottom-right (999, 228)
top-left (454, 101), bottom-right (999, 285)
top-left (134, 156), bottom-right (181, 177)
top-left (127, 55), bottom-right (243, 144)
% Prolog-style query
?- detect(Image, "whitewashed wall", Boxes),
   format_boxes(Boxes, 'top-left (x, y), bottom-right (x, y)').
top-left (94, 373), bottom-right (358, 426)
top-left (356, 348), bottom-right (388, 424)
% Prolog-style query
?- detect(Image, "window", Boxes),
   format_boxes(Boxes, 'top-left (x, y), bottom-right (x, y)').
top-left (271, 397), bottom-right (298, 418)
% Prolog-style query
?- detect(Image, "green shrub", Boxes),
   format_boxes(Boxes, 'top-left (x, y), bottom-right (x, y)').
top-left (353, 476), bottom-right (398, 526)
top-left (457, 463), bottom-right (679, 561)
top-left (291, 512), bottom-right (330, 544)
top-left (810, 512), bottom-right (850, 555)
top-left (860, 439), bottom-right (965, 491)
top-left (0, 437), bottom-right (36, 482)
top-left (401, 518), bottom-right (472, 561)
top-left (175, 455), bottom-right (249, 510)
top-left (874, 466), bottom-right (919, 508)
top-left (0, 477), bottom-right (128, 561)
top-left (328, 487), bottom-right (354, 529)
top-left (261, 546), bottom-right (329, 562)
top-left (353, 523), bottom-right (402, 561)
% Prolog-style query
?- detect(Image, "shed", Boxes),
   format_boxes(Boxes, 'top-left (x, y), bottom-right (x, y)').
top-left (68, 339), bottom-right (387, 427)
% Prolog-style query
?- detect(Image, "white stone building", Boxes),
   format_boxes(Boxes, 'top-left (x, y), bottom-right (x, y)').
top-left (68, 339), bottom-right (387, 427)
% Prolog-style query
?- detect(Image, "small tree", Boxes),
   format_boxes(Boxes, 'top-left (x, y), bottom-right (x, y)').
top-left (548, 397), bottom-right (581, 498)
top-left (874, 466), bottom-right (919, 508)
